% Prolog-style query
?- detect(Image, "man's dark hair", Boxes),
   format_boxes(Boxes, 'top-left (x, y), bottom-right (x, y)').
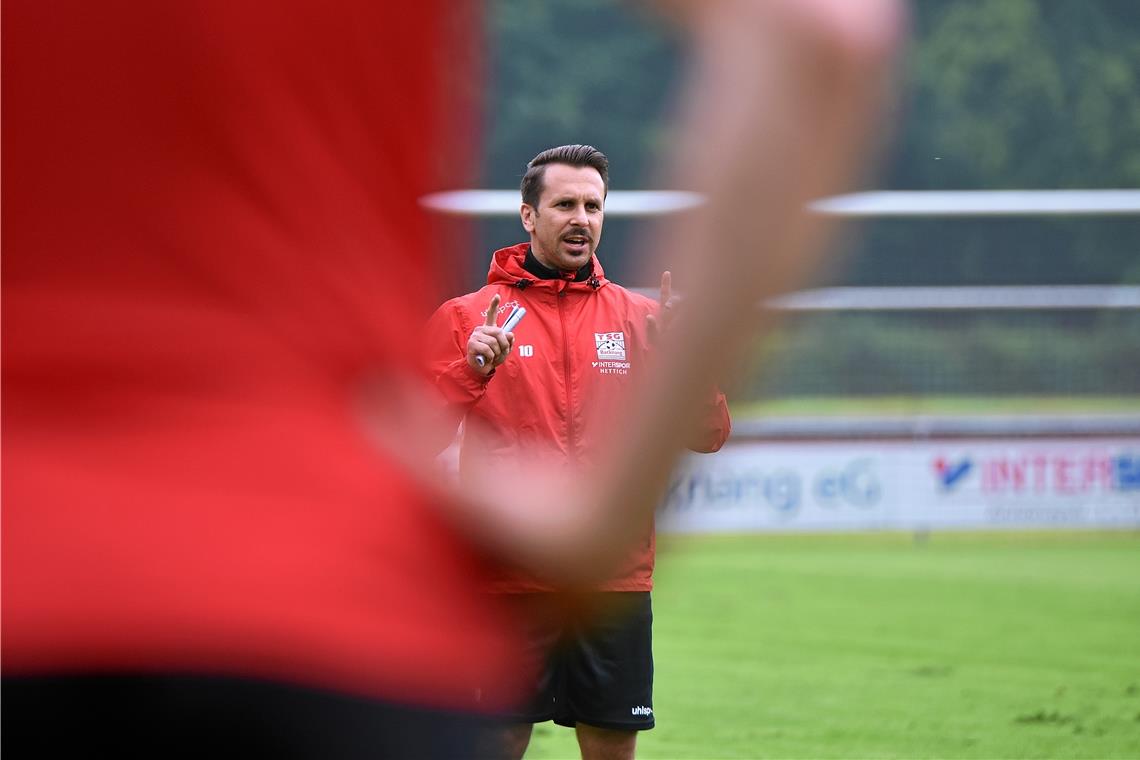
top-left (520, 144), bottom-right (609, 209)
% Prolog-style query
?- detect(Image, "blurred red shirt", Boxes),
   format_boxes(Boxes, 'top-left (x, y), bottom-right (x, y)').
top-left (2, 0), bottom-right (520, 710)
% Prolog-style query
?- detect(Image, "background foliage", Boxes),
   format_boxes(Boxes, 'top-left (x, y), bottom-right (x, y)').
top-left (475, 0), bottom-right (1140, 402)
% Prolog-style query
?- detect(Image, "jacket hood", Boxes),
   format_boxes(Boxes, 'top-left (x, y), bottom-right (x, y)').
top-left (486, 243), bottom-right (608, 292)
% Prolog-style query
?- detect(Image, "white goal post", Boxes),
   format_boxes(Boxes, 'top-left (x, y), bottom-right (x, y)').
top-left (422, 188), bottom-right (1140, 217)
top-left (423, 189), bottom-right (1140, 311)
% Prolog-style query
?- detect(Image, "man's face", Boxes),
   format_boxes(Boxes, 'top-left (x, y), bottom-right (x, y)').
top-left (521, 163), bottom-right (605, 272)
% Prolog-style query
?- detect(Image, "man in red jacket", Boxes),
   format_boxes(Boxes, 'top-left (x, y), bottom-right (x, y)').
top-left (424, 144), bottom-right (731, 760)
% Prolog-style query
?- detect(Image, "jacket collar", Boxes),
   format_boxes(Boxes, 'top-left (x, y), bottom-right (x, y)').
top-left (486, 243), bottom-right (607, 292)
top-left (522, 246), bottom-right (594, 282)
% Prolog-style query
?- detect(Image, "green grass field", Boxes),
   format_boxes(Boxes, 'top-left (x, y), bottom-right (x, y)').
top-left (523, 531), bottom-right (1140, 759)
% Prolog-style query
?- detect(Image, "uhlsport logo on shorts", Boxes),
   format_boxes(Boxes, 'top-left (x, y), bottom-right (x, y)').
top-left (595, 331), bottom-right (626, 360)
top-left (631, 705), bottom-right (653, 717)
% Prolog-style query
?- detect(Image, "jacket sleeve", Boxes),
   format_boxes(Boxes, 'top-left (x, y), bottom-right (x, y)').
top-left (688, 387), bottom-right (732, 453)
top-left (420, 299), bottom-right (493, 447)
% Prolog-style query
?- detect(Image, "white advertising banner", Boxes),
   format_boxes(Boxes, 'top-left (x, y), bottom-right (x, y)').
top-left (657, 438), bottom-right (1140, 533)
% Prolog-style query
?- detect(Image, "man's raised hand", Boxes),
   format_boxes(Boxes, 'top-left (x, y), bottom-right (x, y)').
top-left (646, 270), bottom-right (679, 346)
top-left (467, 294), bottom-right (515, 375)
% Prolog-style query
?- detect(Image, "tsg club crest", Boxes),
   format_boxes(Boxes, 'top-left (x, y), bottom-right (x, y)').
top-left (595, 331), bottom-right (626, 361)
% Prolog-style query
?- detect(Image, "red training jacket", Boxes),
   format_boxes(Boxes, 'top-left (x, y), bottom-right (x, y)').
top-left (424, 243), bottom-right (731, 592)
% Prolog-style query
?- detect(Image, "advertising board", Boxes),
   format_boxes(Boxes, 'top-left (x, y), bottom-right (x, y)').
top-left (657, 438), bottom-right (1140, 533)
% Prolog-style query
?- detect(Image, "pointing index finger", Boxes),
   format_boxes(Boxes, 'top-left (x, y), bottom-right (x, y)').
top-left (660, 271), bottom-right (672, 307)
top-left (485, 294), bottom-right (500, 327)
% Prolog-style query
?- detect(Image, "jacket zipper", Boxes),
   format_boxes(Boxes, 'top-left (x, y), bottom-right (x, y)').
top-left (558, 287), bottom-right (576, 462)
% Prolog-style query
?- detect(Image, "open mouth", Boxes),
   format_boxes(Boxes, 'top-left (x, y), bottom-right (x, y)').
top-left (562, 234), bottom-right (590, 250)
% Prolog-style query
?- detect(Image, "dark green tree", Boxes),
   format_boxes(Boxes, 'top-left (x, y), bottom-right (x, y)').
top-left (479, 0), bottom-right (1140, 399)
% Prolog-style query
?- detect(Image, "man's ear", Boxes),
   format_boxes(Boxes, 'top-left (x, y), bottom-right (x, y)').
top-left (520, 203), bottom-right (536, 233)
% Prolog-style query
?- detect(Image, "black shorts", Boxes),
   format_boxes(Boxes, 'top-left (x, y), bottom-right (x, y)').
top-left (498, 591), bottom-right (654, 732)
